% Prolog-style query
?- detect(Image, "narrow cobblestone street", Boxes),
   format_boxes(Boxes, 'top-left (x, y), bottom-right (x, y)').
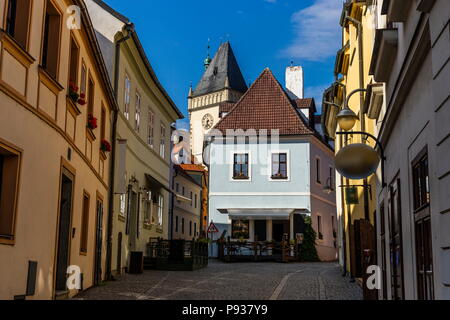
top-left (76, 261), bottom-right (362, 300)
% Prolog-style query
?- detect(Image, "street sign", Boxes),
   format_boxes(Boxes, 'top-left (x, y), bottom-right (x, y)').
top-left (207, 221), bottom-right (219, 233)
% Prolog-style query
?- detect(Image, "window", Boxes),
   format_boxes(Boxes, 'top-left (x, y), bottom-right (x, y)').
top-left (42, 0), bottom-right (62, 79)
top-left (232, 220), bottom-right (249, 239)
top-left (160, 123), bottom-right (166, 158)
top-left (182, 186), bottom-right (185, 196)
top-left (189, 221), bottom-right (192, 236)
top-left (412, 153), bottom-right (430, 211)
top-left (68, 36), bottom-right (79, 86)
top-left (316, 158), bottom-right (321, 184)
top-left (175, 216), bottom-right (179, 232)
top-left (190, 192), bottom-right (193, 206)
top-left (87, 76), bottom-right (94, 118)
top-left (80, 192), bottom-right (90, 254)
top-left (175, 183), bottom-right (179, 193)
top-left (147, 110), bottom-right (154, 148)
top-left (124, 76), bottom-right (131, 119)
top-left (233, 154), bottom-right (249, 179)
top-left (5, 0), bottom-right (31, 49)
top-left (143, 191), bottom-right (151, 224)
top-left (0, 143), bottom-right (21, 243)
top-left (157, 195), bottom-right (163, 226)
top-left (194, 194), bottom-right (198, 209)
top-left (80, 62), bottom-right (87, 95)
top-left (181, 218), bottom-right (185, 234)
top-left (329, 167), bottom-right (334, 185)
top-left (317, 215), bottom-right (323, 240)
top-left (194, 223), bottom-right (197, 236)
top-left (119, 194), bottom-right (126, 217)
top-left (271, 153), bottom-right (288, 179)
top-left (135, 92), bottom-right (141, 132)
top-left (100, 105), bottom-right (106, 142)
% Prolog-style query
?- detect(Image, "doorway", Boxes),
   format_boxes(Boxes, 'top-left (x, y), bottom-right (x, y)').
top-left (93, 199), bottom-right (103, 286)
top-left (272, 220), bottom-right (289, 242)
top-left (254, 220), bottom-right (267, 241)
top-left (55, 170), bottom-right (74, 293)
top-left (117, 232), bottom-right (122, 276)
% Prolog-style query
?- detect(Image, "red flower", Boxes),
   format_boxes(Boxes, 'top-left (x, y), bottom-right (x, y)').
top-left (101, 139), bottom-right (112, 152)
top-left (87, 114), bottom-right (98, 129)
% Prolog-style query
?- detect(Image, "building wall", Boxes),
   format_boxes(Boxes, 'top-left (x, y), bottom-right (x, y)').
top-left (375, 0), bottom-right (450, 300)
top-left (0, 0), bottom-right (113, 299)
top-left (209, 139), bottom-right (312, 226)
top-left (86, 0), bottom-right (181, 276)
top-left (208, 136), bottom-right (336, 260)
top-left (310, 138), bottom-right (337, 262)
top-left (188, 88), bottom-right (243, 164)
top-left (172, 175), bottom-right (202, 240)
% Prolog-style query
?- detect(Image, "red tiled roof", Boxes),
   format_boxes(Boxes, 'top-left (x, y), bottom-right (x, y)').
top-left (214, 68), bottom-right (314, 135)
top-left (293, 98), bottom-right (313, 109)
top-left (219, 102), bottom-right (235, 114)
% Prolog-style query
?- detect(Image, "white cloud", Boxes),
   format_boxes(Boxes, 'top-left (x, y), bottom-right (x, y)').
top-left (281, 0), bottom-right (342, 61)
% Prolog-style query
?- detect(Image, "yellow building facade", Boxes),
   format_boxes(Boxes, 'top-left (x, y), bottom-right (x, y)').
top-left (0, 0), bottom-right (117, 299)
top-left (322, 0), bottom-right (381, 287)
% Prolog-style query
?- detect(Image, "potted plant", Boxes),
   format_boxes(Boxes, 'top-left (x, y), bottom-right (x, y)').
top-left (100, 139), bottom-right (111, 153)
top-left (233, 172), bottom-right (248, 180)
top-left (87, 114), bottom-right (98, 130)
top-left (68, 81), bottom-right (79, 103)
top-left (271, 172), bottom-right (287, 180)
top-left (77, 92), bottom-right (86, 106)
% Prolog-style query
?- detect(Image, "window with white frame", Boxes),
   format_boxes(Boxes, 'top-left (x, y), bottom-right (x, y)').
top-left (157, 195), bottom-right (164, 226)
top-left (271, 153), bottom-right (288, 179)
top-left (147, 110), bottom-right (154, 148)
top-left (160, 123), bottom-right (166, 158)
top-left (143, 191), bottom-right (152, 225)
top-left (124, 75), bottom-right (131, 119)
top-left (233, 153), bottom-right (249, 180)
top-left (135, 92), bottom-right (141, 132)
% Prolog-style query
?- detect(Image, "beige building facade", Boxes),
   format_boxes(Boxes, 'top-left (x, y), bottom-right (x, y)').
top-left (0, 0), bottom-right (116, 299)
top-left (85, 0), bottom-right (183, 276)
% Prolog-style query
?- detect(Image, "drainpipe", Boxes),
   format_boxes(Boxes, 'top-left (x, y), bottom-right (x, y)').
top-left (106, 23), bottom-right (135, 280)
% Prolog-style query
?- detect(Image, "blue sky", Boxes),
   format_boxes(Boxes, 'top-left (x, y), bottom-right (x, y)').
top-left (103, 0), bottom-right (343, 128)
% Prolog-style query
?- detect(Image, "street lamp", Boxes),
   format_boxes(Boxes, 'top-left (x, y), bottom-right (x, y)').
top-left (336, 108), bottom-right (359, 131)
top-left (324, 88), bottom-right (386, 187)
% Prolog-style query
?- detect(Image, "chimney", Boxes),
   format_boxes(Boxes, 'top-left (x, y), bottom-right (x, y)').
top-left (285, 66), bottom-right (304, 100)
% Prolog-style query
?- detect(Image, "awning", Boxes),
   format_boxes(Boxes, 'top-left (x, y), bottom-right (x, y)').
top-left (220, 209), bottom-right (297, 220)
top-left (145, 174), bottom-right (172, 193)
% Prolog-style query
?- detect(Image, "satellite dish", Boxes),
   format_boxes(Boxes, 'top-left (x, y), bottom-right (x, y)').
top-left (335, 143), bottom-right (380, 180)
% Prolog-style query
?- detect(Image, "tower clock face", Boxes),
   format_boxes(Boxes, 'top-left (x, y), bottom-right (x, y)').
top-left (202, 113), bottom-right (214, 130)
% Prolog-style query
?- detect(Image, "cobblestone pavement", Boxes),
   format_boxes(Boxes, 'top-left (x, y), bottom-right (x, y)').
top-left (75, 261), bottom-right (362, 300)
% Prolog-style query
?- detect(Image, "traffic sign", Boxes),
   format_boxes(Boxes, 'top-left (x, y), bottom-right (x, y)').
top-left (207, 221), bottom-right (219, 233)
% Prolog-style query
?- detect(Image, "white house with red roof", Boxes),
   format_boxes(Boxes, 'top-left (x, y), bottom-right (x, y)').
top-left (205, 68), bottom-right (337, 261)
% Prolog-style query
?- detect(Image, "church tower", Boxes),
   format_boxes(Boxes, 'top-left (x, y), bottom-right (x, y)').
top-left (188, 42), bottom-right (247, 164)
